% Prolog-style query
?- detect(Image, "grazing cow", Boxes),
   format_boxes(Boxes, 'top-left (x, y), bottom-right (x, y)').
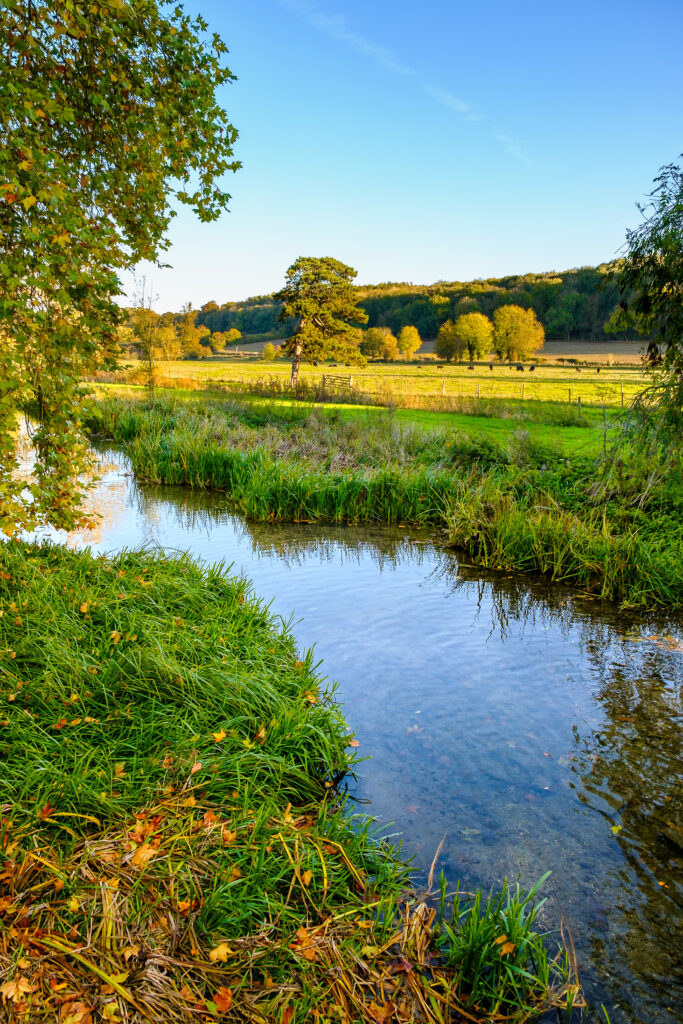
top-left (516, 363), bottom-right (524, 371)
top-left (468, 363), bottom-right (474, 370)
top-left (489, 364), bottom-right (493, 370)
top-left (597, 367), bottom-right (601, 373)
top-left (576, 367), bottom-right (581, 372)
top-left (529, 365), bottom-right (535, 372)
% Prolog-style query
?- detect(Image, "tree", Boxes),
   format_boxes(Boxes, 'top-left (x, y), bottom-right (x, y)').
top-left (261, 342), bottom-right (276, 361)
top-left (0, 2), bottom-right (239, 534)
top-left (454, 312), bottom-right (494, 361)
top-left (130, 278), bottom-right (161, 400)
top-left (398, 325), bottom-right (421, 359)
top-left (225, 328), bottom-right (242, 346)
top-left (360, 326), bottom-right (397, 360)
top-left (435, 320), bottom-right (466, 362)
top-left (275, 257), bottom-right (367, 386)
top-left (492, 306), bottom-right (545, 361)
top-left (615, 155), bottom-right (683, 371)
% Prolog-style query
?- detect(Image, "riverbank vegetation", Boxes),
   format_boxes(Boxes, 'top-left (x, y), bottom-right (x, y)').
top-left (86, 395), bottom-right (683, 608)
top-left (0, 541), bottom-right (580, 1022)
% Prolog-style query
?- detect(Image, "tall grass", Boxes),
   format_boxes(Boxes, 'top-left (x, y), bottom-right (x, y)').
top-left (0, 541), bottom-right (581, 1022)
top-left (85, 396), bottom-right (683, 607)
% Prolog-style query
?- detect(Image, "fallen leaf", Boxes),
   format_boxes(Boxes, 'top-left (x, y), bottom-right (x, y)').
top-left (212, 729), bottom-right (227, 743)
top-left (222, 828), bottom-right (236, 846)
top-left (301, 869), bottom-right (313, 886)
top-left (209, 942), bottom-right (233, 963)
top-left (0, 977), bottom-right (36, 1002)
top-left (79, 603), bottom-right (88, 614)
top-left (347, 738), bottom-right (359, 748)
top-left (114, 763), bottom-right (126, 778)
top-left (290, 926), bottom-right (318, 961)
top-left (120, 945), bottom-right (140, 963)
top-left (39, 800), bottom-right (56, 819)
top-left (213, 987), bottom-right (232, 1013)
top-left (162, 756), bottom-right (173, 768)
top-left (60, 1000), bottom-right (93, 1024)
top-left (190, 761), bottom-right (202, 775)
top-left (282, 1008), bottom-right (294, 1024)
top-left (179, 986), bottom-right (193, 1000)
top-left (68, 896), bottom-right (80, 913)
top-left (53, 718), bottom-right (68, 730)
top-left (611, 825), bottom-right (622, 835)
top-left (493, 934), bottom-right (509, 945)
top-left (130, 844), bottom-right (157, 869)
top-left (499, 941), bottom-right (516, 956)
top-left (367, 1000), bottom-right (394, 1023)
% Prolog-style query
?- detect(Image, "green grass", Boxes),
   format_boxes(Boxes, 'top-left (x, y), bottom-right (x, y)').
top-left (0, 541), bottom-right (580, 1022)
top-left (85, 394), bottom-right (683, 607)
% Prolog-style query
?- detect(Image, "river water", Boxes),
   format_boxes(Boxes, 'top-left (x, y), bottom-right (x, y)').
top-left (35, 449), bottom-right (682, 1024)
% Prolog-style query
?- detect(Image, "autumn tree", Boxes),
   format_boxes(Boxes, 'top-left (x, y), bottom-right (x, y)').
top-left (360, 326), bottom-right (397, 360)
top-left (435, 320), bottom-right (466, 362)
top-left (276, 257), bottom-right (367, 386)
top-left (130, 279), bottom-right (161, 400)
top-left (261, 342), bottom-right (276, 361)
top-left (492, 306), bottom-right (545, 362)
top-left (0, 1), bottom-right (239, 534)
top-left (398, 325), bottom-right (421, 360)
top-left (454, 312), bottom-right (494, 361)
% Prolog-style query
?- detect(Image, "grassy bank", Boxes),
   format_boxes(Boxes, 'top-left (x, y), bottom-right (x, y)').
top-left (0, 542), bottom-right (580, 1022)
top-left (87, 396), bottom-right (683, 608)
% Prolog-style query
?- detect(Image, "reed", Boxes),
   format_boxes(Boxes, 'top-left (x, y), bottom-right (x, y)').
top-left (85, 396), bottom-right (683, 607)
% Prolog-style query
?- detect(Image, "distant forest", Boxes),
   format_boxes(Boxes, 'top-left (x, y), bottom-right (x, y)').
top-left (196, 264), bottom-right (637, 344)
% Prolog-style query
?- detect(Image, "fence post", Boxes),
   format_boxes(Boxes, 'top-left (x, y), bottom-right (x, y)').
top-left (476, 382), bottom-right (480, 399)
top-left (349, 375), bottom-right (353, 388)
top-left (322, 374), bottom-right (327, 390)
top-left (578, 395), bottom-right (581, 418)
top-left (521, 382), bottom-right (525, 401)
top-left (621, 380), bottom-right (624, 408)
top-left (441, 381), bottom-right (446, 396)
top-left (568, 387), bottom-right (571, 404)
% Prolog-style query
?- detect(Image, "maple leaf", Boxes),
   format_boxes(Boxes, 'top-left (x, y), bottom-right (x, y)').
top-left (213, 986), bottom-right (232, 1012)
top-left (212, 729), bottom-right (227, 742)
top-left (60, 1001), bottom-right (93, 1024)
top-left (39, 800), bottom-right (56, 819)
top-left (301, 869), bottom-right (312, 886)
top-left (499, 941), bottom-right (516, 956)
top-left (130, 844), bottom-right (157, 869)
top-left (53, 718), bottom-right (68, 730)
top-left (222, 828), bottom-right (236, 845)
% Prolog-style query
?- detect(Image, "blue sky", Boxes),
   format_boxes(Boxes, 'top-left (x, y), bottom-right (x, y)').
top-left (128, 0), bottom-right (683, 310)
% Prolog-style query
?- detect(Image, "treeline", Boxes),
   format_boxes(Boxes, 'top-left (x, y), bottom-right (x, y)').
top-left (196, 264), bottom-right (635, 344)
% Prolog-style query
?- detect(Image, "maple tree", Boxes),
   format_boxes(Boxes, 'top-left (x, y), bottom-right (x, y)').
top-left (492, 305), bottom-right (545, 362)
top-left (0, 0), bottom-right (239, 533)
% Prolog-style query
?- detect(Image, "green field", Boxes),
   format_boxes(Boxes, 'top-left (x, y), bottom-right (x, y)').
top-left (149, 357), bottom-right (649, 409)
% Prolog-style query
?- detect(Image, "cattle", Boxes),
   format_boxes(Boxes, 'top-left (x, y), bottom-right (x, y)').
top-left (516, 363), bottom-right (524, 372)
top-left (529, 364), bottom-right (535, 372)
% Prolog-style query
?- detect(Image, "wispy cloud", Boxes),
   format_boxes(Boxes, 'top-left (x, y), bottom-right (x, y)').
top-left (277, 0), bottom-right (536, 166)
top-left (277, 0), bottom-right (415, 76)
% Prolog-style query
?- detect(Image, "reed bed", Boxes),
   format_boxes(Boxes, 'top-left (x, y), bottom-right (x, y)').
top-left (0, 541), bottom-right (581, 1023)
top-left (85, 397), bottom-right (683, 607)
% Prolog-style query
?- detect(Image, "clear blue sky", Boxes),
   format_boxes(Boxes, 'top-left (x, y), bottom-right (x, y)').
top-left (128, 0), bottom-right (683, 311)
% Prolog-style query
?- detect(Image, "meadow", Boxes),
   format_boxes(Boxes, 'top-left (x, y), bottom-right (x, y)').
top-left (145, 356), bottom-right (649, 411)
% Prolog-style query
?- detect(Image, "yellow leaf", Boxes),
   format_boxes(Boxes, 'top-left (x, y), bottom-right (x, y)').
top-left (303, 690), bottom-right (317, 704)
top-left (121, 945), bottom-right (140, 962)
top-left (0, 978), bottom-right (37, 1003)
top-left (302, 869), bottom-right (313, 886)
top-left (130, 844), bottom-right (157, 869)
top-left (212, 729), bottom-right (227, 742)
top-left (68, 896), bottom-right (80, 912)
top-left (21, 195), bottom-right (37, 210)
top-left (79, 602), bottom-right (88, 614)
top-left (190, 761), bottom-right (202, 774)
top-left (493, 934), bottom-right (509, 945)
top-left (114, 763), bottom-right (125, 778)
top-left (209, 942), bottom-right (233, 963)
top-left (499, 941), bottom-right (516, 956)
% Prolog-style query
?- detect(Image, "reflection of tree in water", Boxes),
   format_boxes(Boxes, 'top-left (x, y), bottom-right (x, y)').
top-left (571, 642), bottom-right (683, 1017)
top-left (427, 554), bottom-right (683, 1022)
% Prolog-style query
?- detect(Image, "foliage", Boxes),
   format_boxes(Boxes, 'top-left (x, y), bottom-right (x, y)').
top-left (0, 0), bottom-right (239, 534)
top-left (493, 305), bottom-right (545, 361)
top-left (261, 342), bottom-right (276, 360)
top-left (615, 155), bottom-right (683, 371)
top-left (360, 326), bottom-right (400, 360)
top-left (275, 257), bottom-right (368, 385)
top-left (436, 320), bottom-right (467, 362)
top-left (398, 324), bottom-right (422, 359)
top-left (455, 312), bottom-right (494, 360)
top-left (198, 265), bottom-right (624, 344)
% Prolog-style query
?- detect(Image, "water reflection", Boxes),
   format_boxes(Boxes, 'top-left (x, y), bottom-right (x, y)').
top-left (33, 450), bottom-right (682, 1024)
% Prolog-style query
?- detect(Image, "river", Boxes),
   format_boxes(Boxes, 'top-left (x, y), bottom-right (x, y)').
top-left (33, 448), bottom-right (682, 1024)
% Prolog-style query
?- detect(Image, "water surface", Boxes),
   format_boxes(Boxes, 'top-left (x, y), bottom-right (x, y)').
top-left (36, 451), bottom-right (683, 1024)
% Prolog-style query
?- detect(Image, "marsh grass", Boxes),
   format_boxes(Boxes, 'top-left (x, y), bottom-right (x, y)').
top-left (86, 396), bottom-right (683, 607)
top-left (436, 873), bottom-right (582, 1021)
top-left (0, 542), bottom-right (582, 1022)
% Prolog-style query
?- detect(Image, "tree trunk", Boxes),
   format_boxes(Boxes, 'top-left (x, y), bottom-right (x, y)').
top-left (290, 323), bottom-right (305, 388)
